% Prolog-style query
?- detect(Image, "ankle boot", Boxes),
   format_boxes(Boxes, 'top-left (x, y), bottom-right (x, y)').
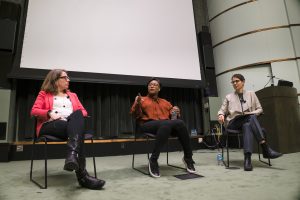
top-left (64, 151), bottom-right (79, 171)
top-left (76, 157), bottom-right (105, 190)
top-left (64, 136), bottom-right (81, 171)
top-left (261, 143), bottom-right (283, 159)
top-left (244, 153), bottom-right (253, 171)
top-left (76, 169), bottom-right (105, 190)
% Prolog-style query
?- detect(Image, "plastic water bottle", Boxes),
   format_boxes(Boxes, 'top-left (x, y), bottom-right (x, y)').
top-left (217, 151), bottom-right (223, 166)
top-left (171, 111), bottom-right (177, 120)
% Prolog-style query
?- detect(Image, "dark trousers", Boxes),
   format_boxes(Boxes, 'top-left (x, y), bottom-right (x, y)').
top-left (227, 114), bottom-right (265, 154)
top-left (40, 110), bottom-right (85, 155)
top-left (141, 119), bottom-right (193, 160)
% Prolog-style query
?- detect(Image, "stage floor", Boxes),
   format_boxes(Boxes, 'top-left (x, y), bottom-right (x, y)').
top-left (0, 149), bottom-right (299, 200)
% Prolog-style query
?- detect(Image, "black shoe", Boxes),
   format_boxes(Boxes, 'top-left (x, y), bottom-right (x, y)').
top-left (148, 158), bottom-right (160, 178)
top-left (244, 154), bottom-right (253, 171)
top-left (261, 143), bottom-right (283, 159)
top-left (64, 151), bottom-right (79, 171)
top-left (183, 157), bottom-right (196, 173)
top-left (76, 170), bottom-right (105, 190)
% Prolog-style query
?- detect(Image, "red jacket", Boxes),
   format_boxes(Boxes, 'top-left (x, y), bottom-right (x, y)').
top-left (31, 90), bottom-right (88, 136)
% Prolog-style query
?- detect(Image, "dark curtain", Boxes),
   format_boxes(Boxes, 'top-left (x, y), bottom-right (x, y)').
top-left (16, 79), bottom-right (203, 141)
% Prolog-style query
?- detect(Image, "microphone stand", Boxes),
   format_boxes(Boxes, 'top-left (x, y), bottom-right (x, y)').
top-left (264, 76), bottom-right (275, 88)
top-left (264, 75), bottom-right (287, 88)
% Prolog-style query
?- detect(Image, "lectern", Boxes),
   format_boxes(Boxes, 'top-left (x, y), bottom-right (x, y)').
top-left (256, 86), bottom-right (300, 153)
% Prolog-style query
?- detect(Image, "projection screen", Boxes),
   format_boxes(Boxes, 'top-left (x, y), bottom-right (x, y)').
top-left (11, 0), bottom-right (203, 88)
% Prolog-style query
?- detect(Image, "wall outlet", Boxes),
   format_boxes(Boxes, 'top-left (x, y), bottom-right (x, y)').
top-left (121, 143), bottom-right (125, 149)
top-left (16, 145), bottom-right (23, 152)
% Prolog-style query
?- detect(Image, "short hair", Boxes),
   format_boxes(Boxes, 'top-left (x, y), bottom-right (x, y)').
top-left (231, 74), bottom-right (245, 82)
top-left (41, 69), bottom-right (67, 94)
top-left (147, 77), bottom-right (162, 88)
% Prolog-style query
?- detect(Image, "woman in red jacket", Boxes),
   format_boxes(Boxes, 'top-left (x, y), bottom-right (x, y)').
top-left (31, 69), bottom-right (105, 190)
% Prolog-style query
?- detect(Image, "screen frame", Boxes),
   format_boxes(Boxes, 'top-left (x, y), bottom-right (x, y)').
top-left (8, 0), bottom-right (205, 88)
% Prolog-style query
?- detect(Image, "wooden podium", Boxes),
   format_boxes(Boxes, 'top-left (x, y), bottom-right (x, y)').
top-left (256, 86), bottom-right (300, 153)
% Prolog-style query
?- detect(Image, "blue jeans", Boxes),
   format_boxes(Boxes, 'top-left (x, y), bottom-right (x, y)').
top-left (227, 114), bottom-right (265, 154)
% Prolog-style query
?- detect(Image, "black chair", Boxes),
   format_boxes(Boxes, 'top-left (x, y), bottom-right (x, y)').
top-left (221, 127), bottom-right (271, 169)
top-left (132, 121), bottom-right (186, 175)
top-left (30, 125), bottom-right (97, 189)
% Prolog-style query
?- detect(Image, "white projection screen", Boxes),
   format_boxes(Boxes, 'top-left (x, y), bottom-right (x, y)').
top-left (13, 0), bottom-right (203, 87)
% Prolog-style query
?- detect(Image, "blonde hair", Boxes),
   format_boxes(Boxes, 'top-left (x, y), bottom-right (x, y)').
top-left (41, 69), bottom-right (67, 94)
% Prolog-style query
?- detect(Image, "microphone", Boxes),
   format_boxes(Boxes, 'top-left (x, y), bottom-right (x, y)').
top-left (239, 95), bottom-right (246, 115)
top-left (239, 96), bottom-right (246, 103)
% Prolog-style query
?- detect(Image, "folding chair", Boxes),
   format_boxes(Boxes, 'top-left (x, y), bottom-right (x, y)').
top-left (221, 126), bottom-right (271, 169)
top-left (132, 121), bottom-right (186, 175)
top-left (30, 124), bottom-right (97, 189)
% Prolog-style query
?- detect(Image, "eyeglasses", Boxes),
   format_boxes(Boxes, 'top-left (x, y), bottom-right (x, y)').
top-left (231, 80), bottom-right (240, 84)
top-left (148, 83), bottom-right (159, 87)
top-left (59, 76), bottom-right (70, 80)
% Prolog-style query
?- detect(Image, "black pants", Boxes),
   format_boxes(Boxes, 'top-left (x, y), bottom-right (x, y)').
top-left (40, 110), bottom-right (85, 155)
top-left (141, 119), bottom-right (193, 160)
top-left (227, 114), bottom-right (265, 154)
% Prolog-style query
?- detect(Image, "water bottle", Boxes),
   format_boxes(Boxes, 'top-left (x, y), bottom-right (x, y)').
top-left (217, 151), bottom-right (223, 166)
top-left (171, 111), bottom-right (177, 120)
top-left (191, 129), bottom-right (197, 136)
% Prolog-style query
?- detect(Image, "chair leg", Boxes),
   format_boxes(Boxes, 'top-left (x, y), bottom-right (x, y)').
top-left (132, 136), bottom-right (136, 169)
top-left (132, 136), bottom-right (149, 175)
top-left (147, 136), bottom-right (150, 160)
top-left (44, 140), bottom-right (48, 189)
top-left (166, 139), bottom-right (185, 170)
top-left (30, 138), bottom-right (48, 189)
top-left (237, 134), bottom-right (241, 149)
top-left (30, 139), bottom-right (35, 182)
top-left (132, 136), bottom-right (186, 175)
top-left (221, 143), bottom-right (225, 166)
top-left (257, 142), bottom-right (272, 166)
top-left (91, 138), bottom-right (97, 178)
top-left (223, 133), bottom-right (240, 169)
top-left (132, 150), bottom-right (135, 169)
top-left (226, 134), bottom-right (230, 168)
top-left (167, 140), bottom-right (169, 164)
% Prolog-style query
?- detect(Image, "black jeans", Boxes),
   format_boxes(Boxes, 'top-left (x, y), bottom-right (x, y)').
top-left (40, 110), bottom-right (85, 155)
top-left (227, 114), bottom-right (265, 154)
top-left (141, 119), bottom-right (193, 160)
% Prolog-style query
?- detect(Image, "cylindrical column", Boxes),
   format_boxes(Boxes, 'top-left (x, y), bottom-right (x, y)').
top-left (207, 0), bottom-right (300, 101)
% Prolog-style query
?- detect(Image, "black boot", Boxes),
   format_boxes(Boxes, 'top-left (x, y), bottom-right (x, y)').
top-left (244, 153), bottom-right (253, 171)
top-left (64, 135), bottom-right (81, 171)
top-left (261, 143), bottom-right (283, 159)
top-left (76, 157), bottom-right (105, 190)
top-left (64, 150), bottom-right (79, 171)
